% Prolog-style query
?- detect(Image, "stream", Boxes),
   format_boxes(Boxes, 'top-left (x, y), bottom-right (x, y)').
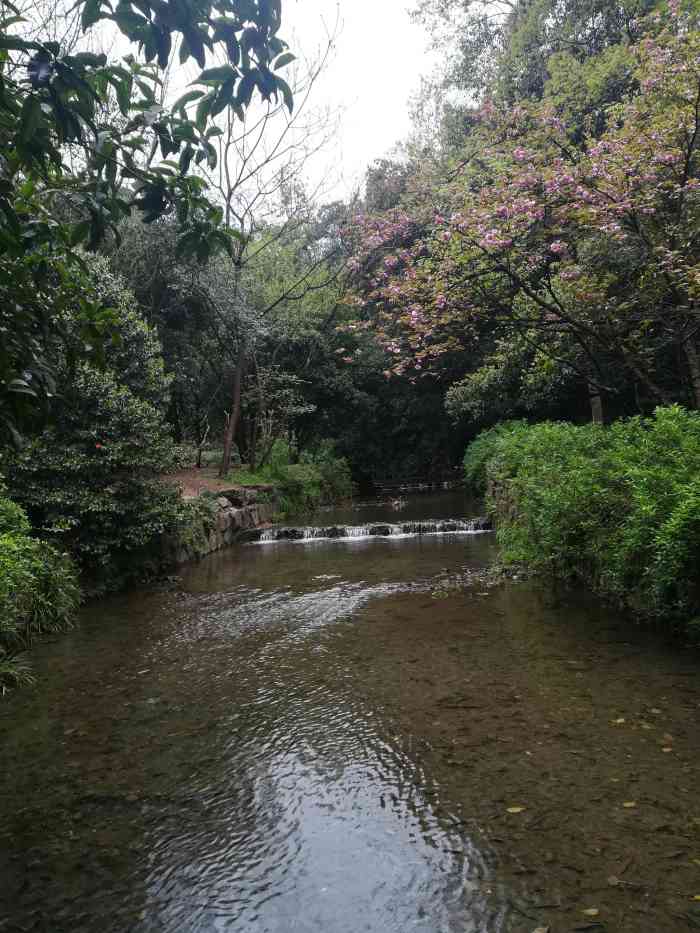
top-left (1, 491), bottom-right (700, 932)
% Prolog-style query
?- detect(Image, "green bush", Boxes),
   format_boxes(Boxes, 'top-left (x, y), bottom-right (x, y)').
top-left (462, 420), bottom-right (529, 493)
top-left (0, 496), bottom-right (30, 536)
top-left (472, 406), bottom-right (700, 630)
top-left (230, 438), bottom-right (353, 516)
top-left (2, 258), bottom-right (183, 592)
top-left (0, 496), bottom-right (80, 693)
top-left (299, 440), bottom-right (353, 504)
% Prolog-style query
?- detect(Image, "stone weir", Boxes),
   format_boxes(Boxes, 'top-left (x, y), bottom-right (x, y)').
top-left (171, 485), bottom-right (277, 565)
top-left (247, 517), bottom-right (492, 544)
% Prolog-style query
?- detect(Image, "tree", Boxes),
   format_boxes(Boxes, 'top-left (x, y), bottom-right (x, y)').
top-left (1, 255), bottom-right (183, 590)
top-left (412, 0), bottom-right (654, 103)
top-left (0, 0), bottom-right (296, 440)
top-left (348, 16), bottom-right (700, 424)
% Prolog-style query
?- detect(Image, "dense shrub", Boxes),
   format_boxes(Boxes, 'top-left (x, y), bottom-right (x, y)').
top-left (232, 439), bottom-right (353, 515)
top-left (467, 406), bottom-right (700, 630)
top-left (299, 440), bottom-right (353, 504)
top-left (462, 420), bottom-right (529, 493)
top-left (0, 495), bottom-right (80, 693)
top-left (2, 258), bottom-right (182, 592)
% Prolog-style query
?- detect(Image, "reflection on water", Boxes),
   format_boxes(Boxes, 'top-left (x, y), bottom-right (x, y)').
top-left (0, 492), bottom-right (509, 933)
top-left (2, 491), bottom-right (700, 932)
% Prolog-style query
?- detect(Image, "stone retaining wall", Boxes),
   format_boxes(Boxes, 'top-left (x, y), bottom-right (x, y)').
top-left (170, 485), bottom-right (277, 565)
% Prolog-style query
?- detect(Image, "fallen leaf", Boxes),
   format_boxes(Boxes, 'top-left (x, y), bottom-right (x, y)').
top-left (582, 908), bottom-right (600, 917)
top-left (623, 801), bottom-right (637, 808)
top-left (507, 806), bottom-right (526, 814)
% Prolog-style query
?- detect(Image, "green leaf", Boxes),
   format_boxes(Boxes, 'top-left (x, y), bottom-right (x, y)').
top-left (109, 74), bottom-right (133, 116)
top-left (195, 92), bottom-right (214, 131)
top-left (155, 27), bottom-right (171, 69)
top-left (172, 89), bottom-right (204, 113)
top-left (19, 96), bottom-right (42, 143)
top-left (135, 78), bottom-right (156, 100)
top-left (81, 0), bottom-right (102, 31)
top-left (236, 72), bottom-right (255, 108)
top-left (273, 52), bottom-right (295, 70)
top-left (0, 15), bottom-right (26, 30)
top-left (69, 219), bottom-right (91, 245)
top-left (203, 140), bottom-right (217, 169)
top-left (175, 230), bottom-right (200, 259)
top-left (0, 35), bottom-right (39, 51)
top-left (275, 75), bottom-right (293, 112)
top-left (179, 145), bottom-right (194, 175)
top-left (70, 51), bottom-right (107, 68)
top-left (195, 65), bottom-right (238, 84)
top-left (211, 78), bottom-right (235, 116)
top-left (183, 27), bottom-right (206, 69)
top-left (225, 35), bottom-right (240, 66)
top-left (240, 26), bottom-right (259, 55)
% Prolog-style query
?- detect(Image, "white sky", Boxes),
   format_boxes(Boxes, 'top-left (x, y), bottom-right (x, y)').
top-left (284, 0), bottom-right (435, 198)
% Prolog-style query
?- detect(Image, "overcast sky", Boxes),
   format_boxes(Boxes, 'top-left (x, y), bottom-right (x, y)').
top-left (284, 0), bottom-right (435, 198)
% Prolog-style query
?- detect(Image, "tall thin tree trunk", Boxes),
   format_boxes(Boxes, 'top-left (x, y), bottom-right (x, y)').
top-left (588, 379), bottom-right (604, 424)
top-left (249, 360), bottom-right (265, 472)
top-left (220, 343), bottom-right (246, 477)
top-left (684, 338), bottom-right (700, 409)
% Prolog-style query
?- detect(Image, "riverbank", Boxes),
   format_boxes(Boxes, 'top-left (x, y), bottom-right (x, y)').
top-left (166, 483), bottom-right (277, 565)
top-left (464, 407), bottom-right (700, 639)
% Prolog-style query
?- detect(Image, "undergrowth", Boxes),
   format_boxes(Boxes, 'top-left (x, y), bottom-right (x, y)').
top-left (228, 440), bottom-right (352, 516)
top-left (464, 406), bottom-right (700, 633)
top-left (0, 491), bottom-right (80, 694)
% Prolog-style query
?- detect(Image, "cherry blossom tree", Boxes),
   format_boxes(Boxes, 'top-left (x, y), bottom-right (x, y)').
top-left (347, 12), bottom-right (700, 422)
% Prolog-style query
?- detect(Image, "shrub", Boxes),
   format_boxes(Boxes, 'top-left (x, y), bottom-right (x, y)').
top-left (462, 420), bottom-right (529, 493)
top-left (2, 258), bottom-right (182, 592)
top-left (230, 438), bottom-right (353, 516)
top-left (471, 406), bottom-right (700, 630)
top-left (0, 496), bottom-right (80, 693)
top-left (299, 440), bottom-right (353, 504)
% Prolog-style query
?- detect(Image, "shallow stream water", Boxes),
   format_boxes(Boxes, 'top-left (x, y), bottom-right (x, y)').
top-left (2, 491), bottom-right (700, 932)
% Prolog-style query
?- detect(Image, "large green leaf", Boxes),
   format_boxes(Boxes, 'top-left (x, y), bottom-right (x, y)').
top-left (81, 0), bottom-right (103, 30)
top-left (19, 96), bottom-right (42, 143)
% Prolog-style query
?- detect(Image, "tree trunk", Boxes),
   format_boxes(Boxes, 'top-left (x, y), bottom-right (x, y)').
top-left (685, 338), bottom-right (700, 409)
top-left (219, 344), bottom-right (246, 477)
top-left (196, 420), bottom-right (210, 469)
top-left (588, 379), bottom-right (604, 424)
top-left (249, 414), bottom-right (259, 471)
top-left (249, 360), bottom-right (265, 472)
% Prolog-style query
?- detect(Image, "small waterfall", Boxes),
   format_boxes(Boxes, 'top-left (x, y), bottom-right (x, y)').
top-left (254, 517), bottom-right (492, 544)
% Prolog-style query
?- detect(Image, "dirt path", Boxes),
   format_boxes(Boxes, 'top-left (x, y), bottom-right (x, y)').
top-left (162, 467), bottom-right (272, 500)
